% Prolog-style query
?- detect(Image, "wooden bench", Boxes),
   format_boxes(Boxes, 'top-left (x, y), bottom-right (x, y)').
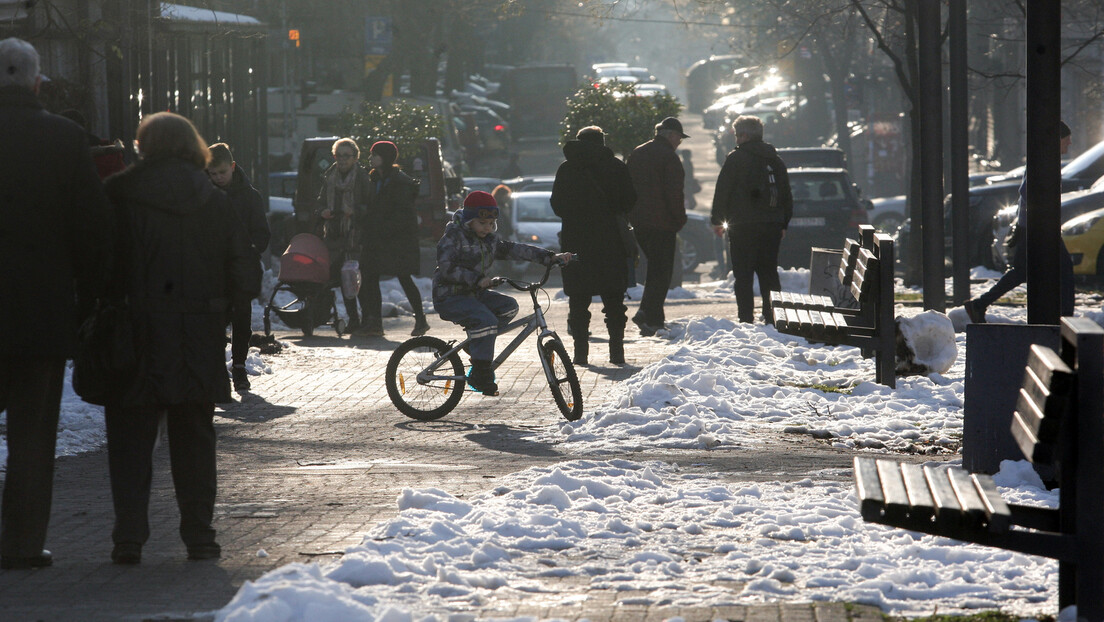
top-left (854, 317), bottom-right (1104, 619)
top-left (769, 226), bottom-right (897, 388)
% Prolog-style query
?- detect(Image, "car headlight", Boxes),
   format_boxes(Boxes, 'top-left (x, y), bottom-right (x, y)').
top-left (527, 234), bottom-right (541, 244)
top-left (1062, 212), bottom-right (1104, 236)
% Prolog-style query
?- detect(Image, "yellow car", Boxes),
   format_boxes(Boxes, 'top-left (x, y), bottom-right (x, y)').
top-left (1062, 206), bottom-right (1104, 275)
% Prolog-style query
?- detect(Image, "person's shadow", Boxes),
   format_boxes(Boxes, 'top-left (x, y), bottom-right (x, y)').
top-left (218, 392), bottom-right (297, 422)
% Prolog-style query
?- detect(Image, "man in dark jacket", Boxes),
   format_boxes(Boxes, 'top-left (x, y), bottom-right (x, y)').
top-left (208, 143), bottom-right (270, 391)
top-left (627, 117), bottom-right (687, 336)
top-left (711, 115), bottom-right (793, 324)
top-left (550, 126), bottom-right (637, 365)
top-left (0, 37), bottom-right (112, 570)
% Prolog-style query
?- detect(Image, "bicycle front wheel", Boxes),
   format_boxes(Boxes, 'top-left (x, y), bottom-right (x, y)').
top-left (540, 339), bottom-right (583, 421)
top-left (386, 336), bottom-right (465, 421)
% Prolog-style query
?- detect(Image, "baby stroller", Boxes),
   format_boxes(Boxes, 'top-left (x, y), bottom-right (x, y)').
top-left (264, 233), bottom-right (346, 337)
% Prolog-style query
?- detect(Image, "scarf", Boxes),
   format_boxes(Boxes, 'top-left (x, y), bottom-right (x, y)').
top-left (324, 166), bottom-right (359, 252)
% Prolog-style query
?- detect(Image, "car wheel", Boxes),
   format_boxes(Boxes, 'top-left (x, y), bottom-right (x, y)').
top-left (873, 213), bottom-right (903, 235)
top-left (679, 234), bottom-right (703, 272)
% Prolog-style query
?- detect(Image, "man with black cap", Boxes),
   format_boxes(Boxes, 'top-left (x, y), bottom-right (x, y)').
top-left (626, 116), bottom-right (687, 336)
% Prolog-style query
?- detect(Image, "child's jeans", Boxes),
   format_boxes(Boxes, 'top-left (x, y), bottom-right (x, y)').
top-left (435, 290), bottom-right (519, 361)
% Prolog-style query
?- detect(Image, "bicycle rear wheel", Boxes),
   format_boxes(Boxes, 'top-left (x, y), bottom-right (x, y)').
top-left (386, 336), bottom-right (465, 421)
top-left (540, 338), bottom-right (583, 421)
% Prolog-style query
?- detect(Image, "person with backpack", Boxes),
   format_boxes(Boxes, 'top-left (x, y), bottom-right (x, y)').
top-left (710, 115), bottom-right (793, 324)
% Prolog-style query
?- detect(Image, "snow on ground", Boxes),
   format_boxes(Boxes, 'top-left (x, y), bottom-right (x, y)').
top-left (4, 266), bottom-right (1101, 620)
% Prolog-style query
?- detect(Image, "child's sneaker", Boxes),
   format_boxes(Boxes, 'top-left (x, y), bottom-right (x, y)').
top-left (467, 360), bottom-right (499, 395)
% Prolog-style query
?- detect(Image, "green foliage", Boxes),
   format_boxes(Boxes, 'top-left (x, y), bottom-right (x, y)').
top-left (561, 82), bottom-right (682, 159)
top-left (334, 100), bottom-right (445, 167)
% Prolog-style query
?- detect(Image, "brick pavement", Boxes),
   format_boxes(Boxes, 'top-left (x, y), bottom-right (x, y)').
top-left (0, 291), bottom-right (879, 622)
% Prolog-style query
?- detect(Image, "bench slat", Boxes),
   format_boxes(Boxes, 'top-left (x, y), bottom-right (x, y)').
top-left (1012, 345), bottom-right (1073, 465)
top-left (796, 308), bottom-right (813, 332)
top-left (947, 467), bottom-right (989, 527)
top-left (900, 463), bottom-right (935, 521)
top-left (924, 466), bottom-right (965, 528)
top-left (875, 460), bottom-right (910, 521)
top-left (853, 457), bottom-right (885, 521)
top-left (971, 473), bottom-right (1011, 533)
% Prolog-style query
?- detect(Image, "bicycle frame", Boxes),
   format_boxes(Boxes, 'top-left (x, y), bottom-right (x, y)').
top-left (415, 263), bottom-right (564, 386)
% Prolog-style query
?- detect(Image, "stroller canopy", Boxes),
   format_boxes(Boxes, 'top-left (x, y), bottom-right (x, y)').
top-left (279, 233), bottom-right (331, 284)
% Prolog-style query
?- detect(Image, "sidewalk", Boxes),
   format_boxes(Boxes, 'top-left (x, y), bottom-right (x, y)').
top-left (0, 293), bottom-right (867, 622)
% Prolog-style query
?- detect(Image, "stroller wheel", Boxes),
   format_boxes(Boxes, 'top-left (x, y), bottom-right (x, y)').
top-left (335, 318), bottom-right (347, 336)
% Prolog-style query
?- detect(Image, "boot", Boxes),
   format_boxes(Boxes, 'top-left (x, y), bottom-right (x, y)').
top-left (607, 322), bottom-right (625, 365)
top-left (232, 364), bottom-right (250, 392)
top-left (344, 300), bottom-right (361, 333)
top-left (411, 313), bottom-right (430, 336)
top-left (355, 316), bottom-right (384, 337)
top-left (467, 360), bottom-right (499, 395)
top-left (568, 319), bottom-right (589, 366)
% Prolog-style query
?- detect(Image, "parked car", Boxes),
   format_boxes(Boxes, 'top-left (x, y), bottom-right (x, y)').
top-left (990, 174), bottom-right (1104, 269)
top-left (779, 168), bottom-right (871, 268)
top-left (501, 175), bottom-right (555, 192)
top-left (268, 171), bottom-right (297, 198)
top-left (461, 176), bottom-right (502, 195)
top-left (869, 195), bottom-right (907, 234)
top-left (507, 190), bottom-right (561, 252)
top-left (777, 147), bottom-right (847, 170)
top-left (1062, 205), bottom-right (1104, 277)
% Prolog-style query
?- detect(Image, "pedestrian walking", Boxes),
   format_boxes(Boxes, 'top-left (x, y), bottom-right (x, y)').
top-left (965, 121), bottom-right (1074, 322)
top-left (626, 117), bottom-right (687, 336)
top-left (315, 138), bottom-right (371, 331)
top-left (357, 140), bottom-right (429, 337)
top-left (550, 126), bottom-right (637, 365)
top-left (102, 112), bottom-right (258, 565)
top-left (207, 142), bottom-right (270, 391)
top-left (0, 37), bottom-right (112, 570)
top-left (710, 115), bottom-right (793, 324)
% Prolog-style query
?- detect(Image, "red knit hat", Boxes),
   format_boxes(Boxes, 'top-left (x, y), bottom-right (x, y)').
top-left (461, 191), bottom-right (499, 222)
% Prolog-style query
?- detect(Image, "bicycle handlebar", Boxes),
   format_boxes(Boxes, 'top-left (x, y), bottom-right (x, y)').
top-left (491, 256), bottom-right (571, 292)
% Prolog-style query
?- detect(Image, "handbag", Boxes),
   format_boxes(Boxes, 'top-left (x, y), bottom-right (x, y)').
top-left (340, 259), bottom-right (362, 298)
top-left (72, 299), bottom-right (137, 406)
top-left (615, 213), bottom-right (639, 261)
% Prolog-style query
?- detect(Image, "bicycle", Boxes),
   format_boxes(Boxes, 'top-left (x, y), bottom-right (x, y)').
top-left (385, 260), bottom-right (583, 422)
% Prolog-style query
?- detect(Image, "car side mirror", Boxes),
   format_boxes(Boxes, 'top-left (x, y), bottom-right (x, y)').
top-left (862, 199), bottom-right (874, 211)
top-left (444, 177), bottom-right (465, 195)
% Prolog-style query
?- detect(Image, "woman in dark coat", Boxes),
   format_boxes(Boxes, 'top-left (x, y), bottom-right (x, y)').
top-left (102, 112), bottom-right (258, 565)
top-left (357, 140), bottom-right (428, 337)
top-left (550, 126), bottom-right (637, 365)
top-left (315, 138), bottom-right (373, 331)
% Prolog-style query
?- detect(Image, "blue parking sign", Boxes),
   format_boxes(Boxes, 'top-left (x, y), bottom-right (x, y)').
top-left (365, 16), bottom-right (392, 56)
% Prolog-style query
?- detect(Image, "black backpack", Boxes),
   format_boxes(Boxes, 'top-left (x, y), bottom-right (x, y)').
top-left (746, 154), bottom-right (779, 210)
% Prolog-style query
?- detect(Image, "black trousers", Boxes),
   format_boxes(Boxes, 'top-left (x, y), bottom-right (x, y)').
top-left (229, 296), bottom-right (253, 366)
top-left (0, 354), bottom-right (65, 558)
top-left (634, 227), bottom-right (677, 326)
top-left (105, 401), bottom-right (218, 547)
top-left (357, 270), bottom-right (424, 322)
top-left (729, 222), bottom-right (783, 323)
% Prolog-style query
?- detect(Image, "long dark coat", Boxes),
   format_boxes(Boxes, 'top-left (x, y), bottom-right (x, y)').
top-left (363, 166), bottom-right (420, 276)
top-left (0, 85), bottom-right (112, 358)
top-left (104, 158), bottom-right (259, 406)
top-left (550, 139), bottom-right (637, 297)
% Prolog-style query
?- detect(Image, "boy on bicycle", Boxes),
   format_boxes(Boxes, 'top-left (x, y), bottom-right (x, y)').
top-left (433, 191), bottom-right (571, 395)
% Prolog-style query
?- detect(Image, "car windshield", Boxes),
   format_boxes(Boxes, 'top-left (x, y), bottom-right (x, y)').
top-left (514, 194), bottom-right (559, 222)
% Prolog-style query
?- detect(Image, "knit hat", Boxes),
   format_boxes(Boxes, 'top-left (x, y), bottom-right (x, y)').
top-left (461, 191), bottom-right (499, 222)
top-left (370, 141), bottom-right (398, 167)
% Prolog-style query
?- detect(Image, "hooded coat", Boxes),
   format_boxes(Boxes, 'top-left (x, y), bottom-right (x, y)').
top-left (223, 165), bottom-right (271, 257)
top-left (363, 165), bottom-right (421, 276)
top-left (104, 158), bottom-right (259, 406)
top-left (550, 139), bottom-right (637, 297)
